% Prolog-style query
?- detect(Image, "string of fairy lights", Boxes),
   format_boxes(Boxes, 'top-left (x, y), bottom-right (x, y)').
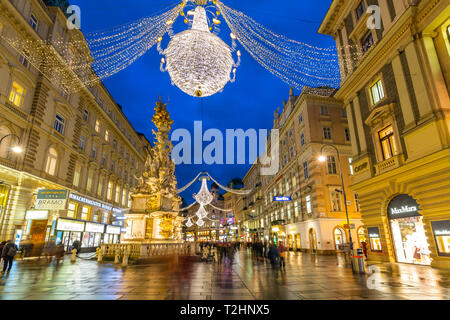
top-left (0, 0), bottom-right (368, 96)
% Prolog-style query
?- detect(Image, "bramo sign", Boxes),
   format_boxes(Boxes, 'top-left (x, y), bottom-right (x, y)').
top-left (35, 190), bottom-right (68, 210)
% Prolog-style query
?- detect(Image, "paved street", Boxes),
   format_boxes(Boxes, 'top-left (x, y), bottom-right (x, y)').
top-left (0, 249), bottom-right (449, 300)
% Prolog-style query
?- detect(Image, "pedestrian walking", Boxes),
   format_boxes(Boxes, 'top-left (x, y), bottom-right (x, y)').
top-left (279, 241), bottom-right (287, 268)
top-left (72, 239), bottom-right (81, 254)
top-left (2, 240), bottom-right (18, 272)
top-left (55, 243), bottom-right (65, 264)
top-left (268, 242), bottom-right (280, 268)
top-left (0, 241), bottom-right (6, 266)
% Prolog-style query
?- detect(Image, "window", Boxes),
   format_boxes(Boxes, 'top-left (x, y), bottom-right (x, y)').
top-left (327, 156), bottom-right (337, 174)
top-left (95, 120), bottom-right (101, 132)
top-left (107, 181), bottom-right (113, 200)
top-left (45, 148), bottom-right (58, 175)
top-left (9, 82), bottom-right (25, 107)
top-left (356, 1), bottom-right (366, 20)
top-left (54, 114), bottom-right (65, 134)
top-left (378, 125), bottom-right (397, 160)
top-left (79, 135), bottom-right (85, 150)
top-left (323, 127), bottom-right (332, 140)
top-left (97, 175), bottom-right (104, 196)
top-left (303, 161), bottom-right (309, 179)
top-left (102, 212), bottom-right (109, 224)
top-left (283, 155), bottom-right (287, 165)
top-left (431, 221), bottom-right (450, 256)
top-left (300, 133), bottom-right (305, 146)
top-left (83, 109), bottom-right (89, 121)
top-left (73, 163), bottom-right (81, 187)
top-left (306, 195), bottom-right (312, 214)
top-left (370, 80), bottom-right (385, 105)
top-left (86, 170), bottom-right (94, 192)
top-left (102, 154), bottom-right (107, 166)
top-left (285, 177), bottom-right (290, 193)
top-left (330, 190), bottom-right (342, 212)
top-left (105, 129), bottom-right (110, 142)
top-left (19, 54), bottom-right (29, 68)
top-left (334, 228), bottom-right (345, 249)
top-left (298, 113), bottom-right (303, 124)
top-left (113, 139), bottom-right (117, 149)
top-left (122, 189), bottom-right (128, 206)
top-left (81, 206), bottom-right (90, 221)
top-left (29, 14), bottom-right (38, 31)
top-left (341, 109), bottom-right (347, 118)
top-left (290, 146), bottom-right (295, 157)
top-left (349, 158), bottom-right (354, 175)
top-left (67, 202), bottom-right (77, 218)
top-left (320, 106), bottom-right (329, 116)
top-left (91, 145), bottom-right (97, 159)
top-left (362, 31), bottom-right (374, 53)
top-left (115, 185), bottom-right (120, 203)
top-left (345, 128), bottom-right (351, 142)
top-left (289, 129), bottom-right (293, 137)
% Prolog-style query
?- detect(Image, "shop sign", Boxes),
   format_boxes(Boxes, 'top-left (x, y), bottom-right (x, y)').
top-left (367, 227), bottom-right (380, 238)
top-left (56, 218), bottom-right (85, 232)
top-left (387, 194), bottom-right (421, 219)
top-left (35, 190), bottom-right (68, 210)
top-left (106, 225), bottom-right (121, 235)
top-left (274, 196), bottom-right (291, 202)
top-left (25, 210), bottom-right (49, 220)
top-left (431, 220), bottom-right (450, 236)
top-left (85, 222), bottom-right (105, 233)
top-left (69, 193), bottom-right (113, 211)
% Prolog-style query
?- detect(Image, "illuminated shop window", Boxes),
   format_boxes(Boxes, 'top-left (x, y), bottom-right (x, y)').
top-left (67, 202), bottom-right (77, 218)
top-left (306, 195), bottom-right (312, 214)
top-left (334, 227), bottom-right (346, 249)
top-left (368, 227), bottom-right (382, 252)
top-left (81, 206), bottom-right (90, 221)
top-left (431, 220), bottom-right (450, 256)
top-left (9, 82), bottom-right (25, 107)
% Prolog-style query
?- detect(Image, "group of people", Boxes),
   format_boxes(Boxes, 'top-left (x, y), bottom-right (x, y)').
top-left (199, 242), bottom-right (241, 264)
top-left (248, 241), bottom-right (288, 269)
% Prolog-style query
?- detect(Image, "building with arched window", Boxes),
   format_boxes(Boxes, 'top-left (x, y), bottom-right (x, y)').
top-left (0, 1), bottom-right (151, 251)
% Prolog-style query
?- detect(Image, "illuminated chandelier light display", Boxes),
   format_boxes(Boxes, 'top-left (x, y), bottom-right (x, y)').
top-left (0, 0), bottom-right (344, 96)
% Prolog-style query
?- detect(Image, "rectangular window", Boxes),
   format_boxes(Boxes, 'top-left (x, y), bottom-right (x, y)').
top-left (19, 54), bottom-right (29, 68)
top-left (323, 127), bottom-right (332, 140)
top-left (107, 181), bottom-right (113, 200)
top-left (378, 125), bottom-right (397, 160)
top-left (354, 193), bottom-right (360, 212)
top-left (298, 113), bottom-right (303, 124)
top-left (54, 114), bottom-right (65, 134)
top-left (290, 146), bottom-right (295, 157)
top-left (67, 202), bottom-right (77, 218)
top-left (79, 135), bottom-right (85, 150)
top-left (303, 161), bottom-right (309, 179)
top-left (83, 109), bottom-right (89, 121)
top-left (341, 109), bottom-right (347, 118)
top-left (29, 14), bottom-right (38, 31)
top-left (370, 80), bottom-right (385, 105)
top-left (73, 164), bottom-right (81, 187)
top-left (345, 128), bottom-right (351, 142)
top-left (431, 220), bottom-right (450, 257)
top-left (97, 175), bottom-right (104, 196)
top-left (95, 120), bottom-right (101, 132)
top-left (368, 227), bottom-right (382, 252)
top-left (86, 170), bottom-right (94, 192)
top-left (105, 129), bottom-right (110, 142)
top-left (356, 1), bottom-right (366, 20)
top-left (115, 185), bottom-right (120, 203)
top-left (9, 82), bottom-right (25, 107)
top-left (320, 106), bottom-right (329, 116)
top-left (306, 195), bottom-right (312, 214)
top-left (300, 133), bottom-right (305, 146)
top-left (327, 156), bottom-right (337, 174)
top-left (81, 206), bottom-right (90, 221)
top-left (362, 31), bottom-right (374, 53)
top-left (330, 190), bottom-right (342, 212)
top-left (91, 145), bottom-right (97, 159)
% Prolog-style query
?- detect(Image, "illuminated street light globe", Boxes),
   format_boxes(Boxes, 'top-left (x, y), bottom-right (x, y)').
top-left (163, 6), bottom-right (234, 97)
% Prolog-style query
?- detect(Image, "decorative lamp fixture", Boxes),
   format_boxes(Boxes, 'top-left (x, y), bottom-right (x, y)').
top-left (196, 219), bottom-right (205, 227)
top-left (193, 176), bottom-right (214, 206)
top-left (186, 218), bottom-right (194, 227)
top-left (160, 6), bottom-right (237, 97)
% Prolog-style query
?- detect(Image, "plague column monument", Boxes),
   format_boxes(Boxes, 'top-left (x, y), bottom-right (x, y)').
top-left (123, 97), bottom-right (183, 243)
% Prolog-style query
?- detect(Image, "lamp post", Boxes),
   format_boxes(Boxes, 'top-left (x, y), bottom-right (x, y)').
top-left (318, 144), bottom-right (353, 250)
top-left (0, 134), bottom-right (23, 154)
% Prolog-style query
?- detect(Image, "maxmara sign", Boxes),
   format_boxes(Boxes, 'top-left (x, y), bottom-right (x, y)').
top-left (387, 194), bottom-right (421, 219)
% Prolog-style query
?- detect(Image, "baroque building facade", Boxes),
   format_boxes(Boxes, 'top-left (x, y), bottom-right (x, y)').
top-left (239, 87), bottom-right (363, 254)
top-left (0, 0), bottom-right (149, 251)
top-left (319, 0), bottom-right (450, 268)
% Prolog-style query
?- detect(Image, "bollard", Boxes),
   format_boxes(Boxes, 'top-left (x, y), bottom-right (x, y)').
top-left (70, 249), bottom-right (77, 263)
top-left (122, 247), bottom-right (130, 266)
top-left (114, 249), bottom-right (120, 264)
top-left (96, 247), bottom-right (103, 263)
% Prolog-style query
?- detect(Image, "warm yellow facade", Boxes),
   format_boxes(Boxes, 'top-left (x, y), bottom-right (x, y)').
top-left (320, 0), bottom-right (450, 268)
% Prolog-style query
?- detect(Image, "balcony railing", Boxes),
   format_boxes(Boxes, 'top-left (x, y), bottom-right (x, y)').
top-left (375, 154), bottom-right (404, 175)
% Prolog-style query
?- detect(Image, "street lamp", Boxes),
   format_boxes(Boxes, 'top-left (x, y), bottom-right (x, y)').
top-left (318, 144), bottom-right (353, 250)
top-left (0, 134), bottom-right (23, 154)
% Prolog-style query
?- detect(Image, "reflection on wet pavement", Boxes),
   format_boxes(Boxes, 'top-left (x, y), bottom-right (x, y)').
top-left (0, 249), bottom-right (449, 300)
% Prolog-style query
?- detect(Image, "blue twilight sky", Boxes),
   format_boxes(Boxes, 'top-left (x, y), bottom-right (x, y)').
top-left (70, 0), bottom-right (334, 202)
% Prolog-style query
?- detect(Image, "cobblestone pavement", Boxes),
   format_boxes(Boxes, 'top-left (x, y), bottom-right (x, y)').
top-left (0, 249), bottom-right (449, 300)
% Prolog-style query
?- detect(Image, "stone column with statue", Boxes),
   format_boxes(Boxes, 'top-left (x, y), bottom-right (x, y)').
top-left (123, 97), bottom-right (184, 245)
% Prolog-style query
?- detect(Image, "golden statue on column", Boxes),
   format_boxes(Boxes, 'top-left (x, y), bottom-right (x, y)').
top-left (124, 97), bottom-right (183, 243)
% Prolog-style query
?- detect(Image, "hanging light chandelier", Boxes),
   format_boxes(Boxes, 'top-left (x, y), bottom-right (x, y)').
top-left (159, 5), bottom-right (239, 97)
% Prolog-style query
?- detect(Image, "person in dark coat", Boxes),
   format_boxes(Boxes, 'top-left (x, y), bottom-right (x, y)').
top-left (2, 240), bottom-right (18, 272)
top-left (72, 239), bottom-right (81, 254)
top-left (0, 241), bottom-right (6, 265)
top-left (268, 243), bottom-right (280, 267)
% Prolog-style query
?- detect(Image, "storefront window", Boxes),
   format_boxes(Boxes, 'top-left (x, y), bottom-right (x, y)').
top-left (358, 227), bottom-right (366, 245)
top-left (334, 227), bottom-right (345, 250)
top-left (102, 212), bottom-right (109, 224)
top-left (431, 220), bottom-right (450, 257)
top-left (368, 227), bottom-right (382, 252)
